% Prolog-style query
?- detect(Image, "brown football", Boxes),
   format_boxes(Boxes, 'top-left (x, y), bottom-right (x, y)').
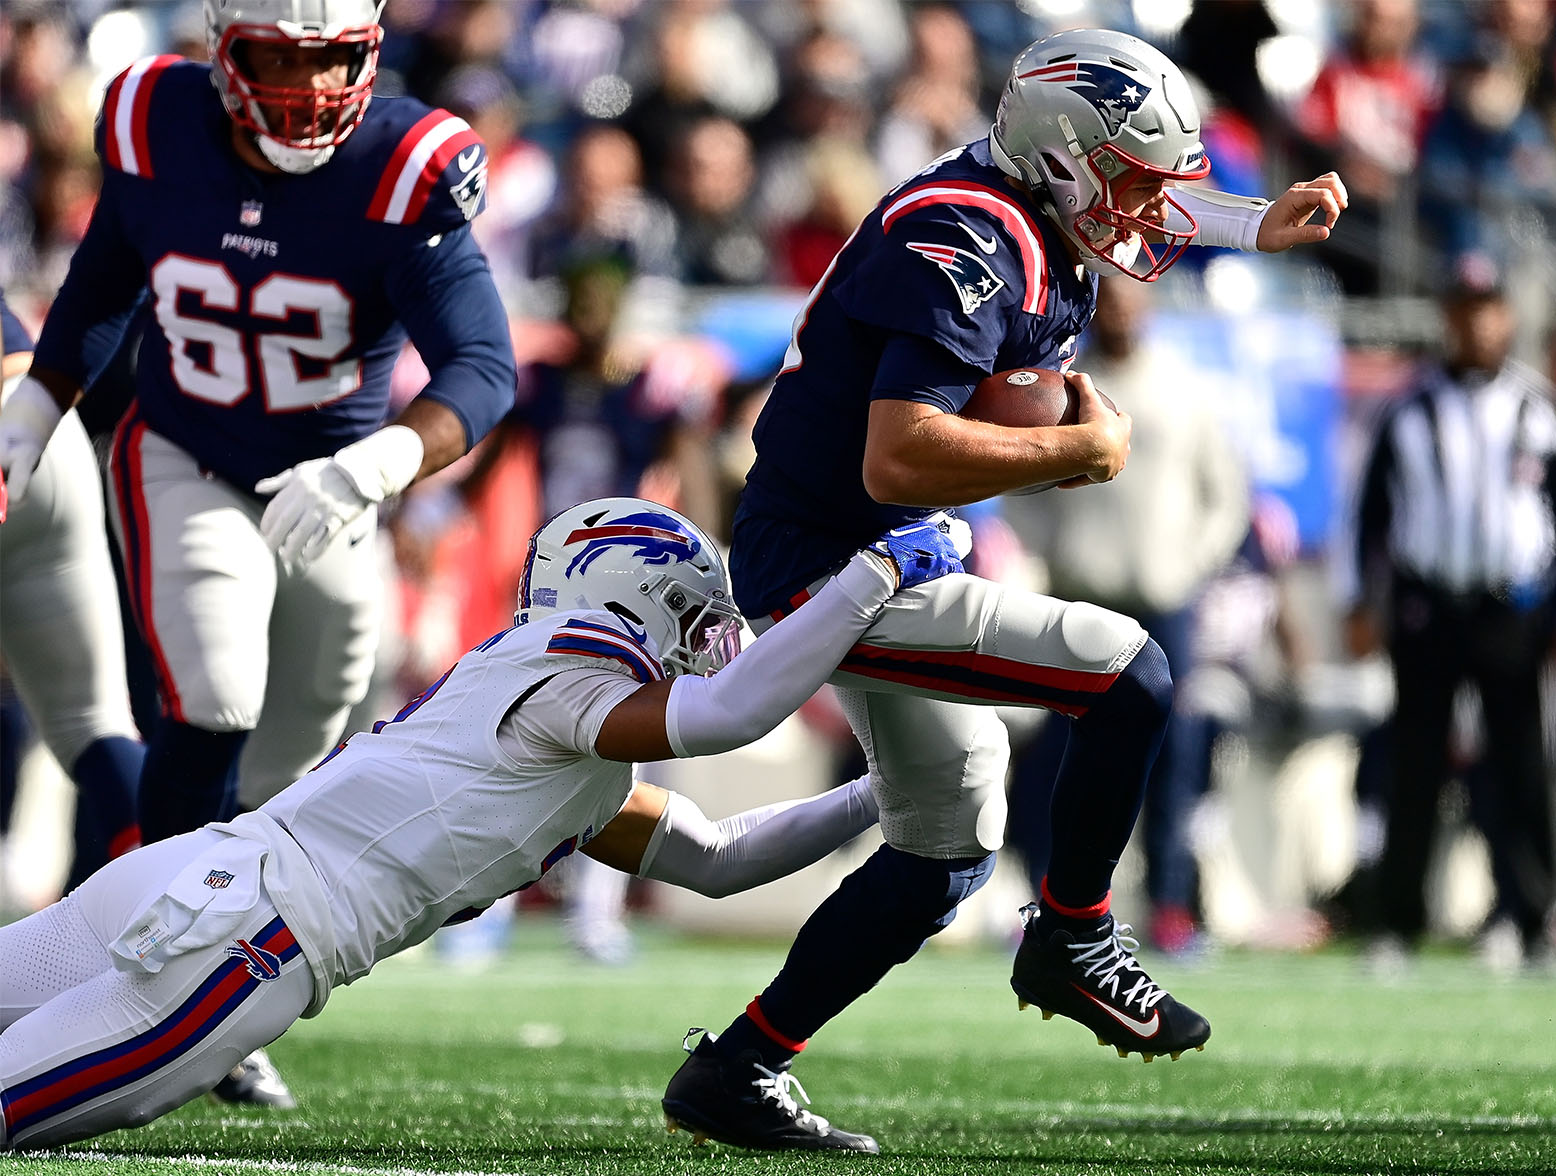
top-left (960, 367), bottom-right (1117, 428)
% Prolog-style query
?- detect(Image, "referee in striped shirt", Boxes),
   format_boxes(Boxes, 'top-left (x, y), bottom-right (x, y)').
top-left (1342, 254), bottom-right (1556, 967)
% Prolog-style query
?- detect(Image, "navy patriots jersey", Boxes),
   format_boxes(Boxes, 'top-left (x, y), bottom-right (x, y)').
top-left (32, 57), bottom-right (515, 492)
top-left (732, 139), bottom-right (1098, 616)
top-left (0, 288), bottom-right (33, 355)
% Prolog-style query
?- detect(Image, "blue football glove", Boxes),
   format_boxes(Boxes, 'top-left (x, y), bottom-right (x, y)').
top-left (868, 514), bottom-right (966, 591)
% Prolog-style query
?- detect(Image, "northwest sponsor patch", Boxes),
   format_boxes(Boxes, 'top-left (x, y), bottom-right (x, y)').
top-left (905, 242), bottom-right (1006, 315)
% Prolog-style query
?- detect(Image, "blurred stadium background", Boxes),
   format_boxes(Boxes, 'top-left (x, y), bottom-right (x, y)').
top-left (3, 0), bottom-right (1556, 979)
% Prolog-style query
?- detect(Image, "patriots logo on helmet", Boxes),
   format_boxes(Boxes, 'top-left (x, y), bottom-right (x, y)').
top-left (225, 938), bottom-right (282, 982)
top-left (905, 242), bottom-right (1006, 316)
top-left (564, 511), bottom-right (700, 577)
top-left (1020, 60), bottom-right (1151, 136)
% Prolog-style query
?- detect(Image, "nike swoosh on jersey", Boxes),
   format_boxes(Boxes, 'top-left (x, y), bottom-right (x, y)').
top-left (958, 222), bottom-right (999, 255)
top-left (458, 146), bottom-right (481, 172)
top-left (1072, 983), bottom-right (1161, 1036)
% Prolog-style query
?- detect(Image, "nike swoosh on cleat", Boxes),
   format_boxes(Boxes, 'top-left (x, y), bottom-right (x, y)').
top-left (1071, 983), bottom-right (1161, 1037)
top-left (958, 223), bottom-right (999, 255)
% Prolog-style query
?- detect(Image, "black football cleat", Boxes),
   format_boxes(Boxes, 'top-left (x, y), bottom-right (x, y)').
top-left (662, 1029), bottom-right (879, 1152)
top-left (1010, 904), bottom-right (1211, 1062)
top-left (210, 1048), bottom-right (297, 1109)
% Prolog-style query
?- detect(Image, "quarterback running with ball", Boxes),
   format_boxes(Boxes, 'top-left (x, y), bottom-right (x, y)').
top-left (661, 28), bottom-right (1347, 1152)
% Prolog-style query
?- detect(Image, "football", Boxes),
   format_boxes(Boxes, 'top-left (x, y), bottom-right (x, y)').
top-left (960, 367), bottom-right (1117, 428)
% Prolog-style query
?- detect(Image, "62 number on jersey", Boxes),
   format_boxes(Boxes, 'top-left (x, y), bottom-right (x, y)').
top-left (152, 254), bottom-right (360, 411)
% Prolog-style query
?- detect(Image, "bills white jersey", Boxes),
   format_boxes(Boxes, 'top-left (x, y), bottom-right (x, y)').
top-left (259, 610), bottom-right (661, 989)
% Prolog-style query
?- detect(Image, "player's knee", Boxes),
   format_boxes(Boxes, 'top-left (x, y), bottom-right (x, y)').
top-left (1058, 599), bottom-right (1149, 671)
top-left (859, 844), bottom-right (997, 939)
top-left (1098, 637), bottom-right (1173, 734)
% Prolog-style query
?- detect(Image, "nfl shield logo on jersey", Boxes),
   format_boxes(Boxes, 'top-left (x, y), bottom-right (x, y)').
top-left (239, 199), bottom-right (263, 227)
top-left (205, 869), bottom-right (236, 889)
top-left (905, 242), bottom-right (1006, 315)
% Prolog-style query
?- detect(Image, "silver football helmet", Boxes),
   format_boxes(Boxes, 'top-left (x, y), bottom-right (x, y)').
top-left (204, 0), bottom-right (385, 174)
top-left (517, 498), bottom-right (742, 679)
top-left (989, 28), bottom-right (1211, 280)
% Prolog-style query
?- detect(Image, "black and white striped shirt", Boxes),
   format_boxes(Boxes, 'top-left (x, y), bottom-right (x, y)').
top-left (1344, 359), bottom-right (1556, 606)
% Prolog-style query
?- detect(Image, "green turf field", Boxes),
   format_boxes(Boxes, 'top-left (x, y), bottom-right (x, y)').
top-left (11, 920), bottom-right (1556, 1175)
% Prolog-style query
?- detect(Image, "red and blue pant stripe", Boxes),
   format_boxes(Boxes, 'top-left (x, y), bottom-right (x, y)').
top-left (1, 917), bottom-right (299, 1139)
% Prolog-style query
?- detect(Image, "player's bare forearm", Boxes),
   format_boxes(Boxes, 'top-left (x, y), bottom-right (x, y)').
top-left (582, 780), bottom-right (671, 872)
top-left (21, 365), bottom-right (84, 413)
top-left (862, 399), bottom-right (1119, 505)
top-left (392, 396), bottom-right (469, 483)
top-left (2, 352), bottom-right (32, 382)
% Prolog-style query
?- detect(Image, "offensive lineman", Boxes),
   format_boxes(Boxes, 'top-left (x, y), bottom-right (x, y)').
top-left (0, 2), bottom-right (516, 880)
top-left (661, 28), bottom-right (1348, 1151)
top-left (0, 499), bottom-right (962, 1150)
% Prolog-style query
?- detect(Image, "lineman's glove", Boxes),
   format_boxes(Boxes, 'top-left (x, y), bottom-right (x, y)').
top-left (255, 425), bottom-right (423, 573)
top-left (868, 512), bottom-right (968, 591)
top-left (0, 375), bottom-right (64, 509)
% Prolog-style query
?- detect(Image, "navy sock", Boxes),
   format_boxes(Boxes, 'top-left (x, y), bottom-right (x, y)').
top-left (138, 720), bottom-right (248, 844)
top-left (717, 844), bottom-right (996, 1070)
top-left (1045, 637), bottom-right (1172, 911)
top-left (64, 735), bottom-right (145, 888)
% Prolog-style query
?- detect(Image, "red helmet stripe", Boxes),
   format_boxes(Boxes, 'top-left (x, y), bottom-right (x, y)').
top-left (565, 524), bottom-right (692, 546)
top-left (881, 180), bottom-right (1049, 314)
top-left (104, 55), bottom-right (179, 178)
top-left (367, 112), bottom-right (474, 224)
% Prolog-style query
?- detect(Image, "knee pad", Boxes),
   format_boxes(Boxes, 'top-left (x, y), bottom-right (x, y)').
top-left (854, 845), bottom-right (997, 941)
top-left (1095, 637), bottom-right (1173, 733)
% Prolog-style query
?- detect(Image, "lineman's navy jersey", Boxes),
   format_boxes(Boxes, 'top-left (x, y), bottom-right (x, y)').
top-left (32, 56), bottom-right (516, 491)
top-left (0, 289), bottom-right (33, 355)
top-left (732, 140), bottom-right (1099, 616)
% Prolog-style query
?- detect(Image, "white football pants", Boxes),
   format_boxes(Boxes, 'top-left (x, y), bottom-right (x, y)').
top-left (0, 830), bottom-right (312, 1150)
top-left (756, 573), bottom-right (1146, 858)
top-left (106, 420), bottom-right (380, 807)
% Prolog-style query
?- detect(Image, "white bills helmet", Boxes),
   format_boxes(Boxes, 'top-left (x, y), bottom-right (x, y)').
top-left (989, 28), bottom-right (1211, 280)
top-left (205, 0), bottom-right (385, 174)
top-left (517, 498), bottom-right (742, 679)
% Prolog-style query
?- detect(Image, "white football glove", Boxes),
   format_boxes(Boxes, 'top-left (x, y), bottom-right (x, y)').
top-left (255, 425), bottom-right (423, 573)
top-left (0, 375), bottom-right (64, 508)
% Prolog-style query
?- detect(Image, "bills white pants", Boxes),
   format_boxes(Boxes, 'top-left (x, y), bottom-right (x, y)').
top-left (0, 831), bottom-right (312, 1150)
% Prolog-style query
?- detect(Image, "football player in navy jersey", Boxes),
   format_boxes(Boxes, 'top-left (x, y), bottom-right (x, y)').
top-left (661, 29), bottom-right (1349, 1152)
top-left (0, 0), bottom-right (516, 1106)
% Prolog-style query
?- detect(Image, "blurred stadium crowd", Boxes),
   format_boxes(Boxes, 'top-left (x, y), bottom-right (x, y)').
top-left (3, 0), bottom-right (1556, 969)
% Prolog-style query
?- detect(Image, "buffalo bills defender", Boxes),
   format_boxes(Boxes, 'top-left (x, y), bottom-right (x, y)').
top-left (0, 501), bottom-right (961, 1151)
top-left (661, 28), bottom-right (1349, 1151)
top-left (0, 290), bottom-right (144, 889)
top-left (0, 0), bottom-right (517, 1104)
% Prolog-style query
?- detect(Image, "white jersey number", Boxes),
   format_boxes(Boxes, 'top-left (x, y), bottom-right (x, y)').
top-left (150, 255), bottom-right (360, 412)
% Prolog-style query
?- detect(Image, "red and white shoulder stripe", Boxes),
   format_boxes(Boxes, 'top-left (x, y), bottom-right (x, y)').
top-left (367, 110), bottom-right (483, 225)
top-left (880, 179), bottom-right (1050, 315)
top-left (101, 55), bottom-right (181, 178)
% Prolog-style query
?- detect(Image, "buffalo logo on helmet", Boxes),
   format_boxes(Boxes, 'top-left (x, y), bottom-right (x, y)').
top-left (905, 242), bottom-right (1006, 316)
top-left (1020, 60), bottom-right (1152, 136)
top-left (563, 511), bottom-right (700, 578)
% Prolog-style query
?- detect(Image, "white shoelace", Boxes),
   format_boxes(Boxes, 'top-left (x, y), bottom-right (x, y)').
top-left (1020, 903), bottom-right (1166, 1014)
top-left (1067, 923), bottom-right (1167, 1012)
top-left (752, 1063), bottom-right (832, 1133)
